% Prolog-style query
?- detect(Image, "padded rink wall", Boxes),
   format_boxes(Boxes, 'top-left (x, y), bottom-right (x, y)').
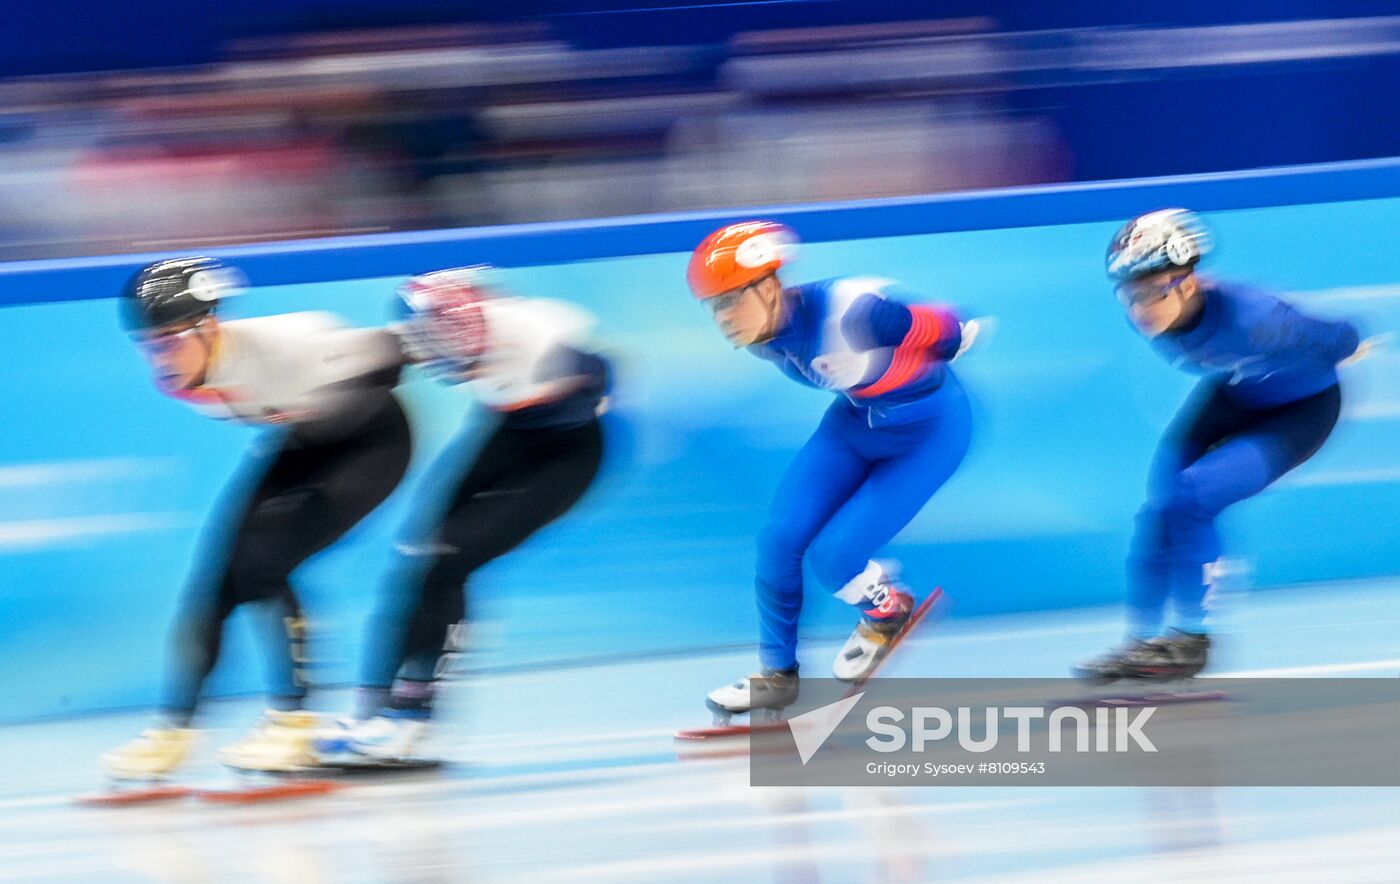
top-left (1, 159), bottom-right (1399, 721)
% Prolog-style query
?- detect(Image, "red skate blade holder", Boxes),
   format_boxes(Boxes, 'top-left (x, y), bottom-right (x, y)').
top-left (74, 784), bottom-right (194, 807)
top-left (193, 778), bottom-right (343, 804)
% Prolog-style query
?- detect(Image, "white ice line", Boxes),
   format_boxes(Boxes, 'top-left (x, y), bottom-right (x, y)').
top-left (0, 457), bottom-right (176, 488)
top-left (451, 725), bottom-right (679, 752)
top-left (630, 797), bottom-right (1042, 836)
top-left (1299, 284), bottom-right (1400, 304)
top-left (1344, 400), bottom-right (1400, 420)
top-left (0, 799), bottom-right (1054, 874)
top-left (1214, 658), bottom-right (1400, 678)
top-left (0, 759), bottom-right (724, 816)
top-left (967, 825), bottom-right (1400, 884)
top-left (1280, 466), bottom-right (1400, 487)
top-left (0, 513), bottom-right (189, 551)
top-left (466, 811), bottom-right (1348, 883)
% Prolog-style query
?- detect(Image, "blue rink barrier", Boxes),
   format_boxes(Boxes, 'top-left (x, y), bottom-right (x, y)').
top-left (1, 159), bottom-right (1397, 721)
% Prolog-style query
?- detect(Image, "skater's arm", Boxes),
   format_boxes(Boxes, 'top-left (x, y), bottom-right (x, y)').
top-left (467, 299), bottom-right (607, 412)
top-left (846, 294), bottom-right (961, 398)
top-left (1255, 300), bottom-right (1360, 365)
top-left (304, 326), bottom-right (407, 388)
top-left (495, 345), bottom-right (609, 411)
top-left (386, 321), bottom-right (433, 365)
top-left (245, 318), bottom-right (404, 429)
top-left (850, 295), bottom-right (962, 361)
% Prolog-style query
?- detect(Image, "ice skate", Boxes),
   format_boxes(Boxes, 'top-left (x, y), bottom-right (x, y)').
top-left (677, 591), bottom-right (940, 745)
top-left (216, 709), bottom-right (323, 773)
top-left (79, 727), bottom-right (202, 804)
top-left (674, 669), bottom-right (800, 741)
top-left (1072, 637), bottom-right (1153, 684)
top-left (314, 709), bottom-right (435, 769)
top-left (1074, 630), bottom-right (1210, 685)
top-left (1129, 629), bottom-right (1210, 680)
top-left (1067, 630), bottom-right (1221, 707)
top-left (704, 669), bottom-right (800, 726)
top-left (832, 589), bottom-right (915, 682)
top-left (101, 726), bottom-right (199, 781)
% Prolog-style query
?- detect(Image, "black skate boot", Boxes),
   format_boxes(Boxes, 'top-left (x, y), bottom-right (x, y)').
top-left (1123, 629), bottom-right (1210, 681)
top-left (1074, 631), bottom-right (1210, 684)
top-left (1072, 637), bottom-right (1152, 684)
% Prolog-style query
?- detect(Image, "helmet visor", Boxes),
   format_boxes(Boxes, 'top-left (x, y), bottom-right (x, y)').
top-left (132, 320), bottom-right (205, 356)
top-left (1115, 275), bottom-right (1187, 309)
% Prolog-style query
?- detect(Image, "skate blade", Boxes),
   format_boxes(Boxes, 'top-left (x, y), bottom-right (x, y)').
top-left (680, 698), bottom-right (790, 741)
top-left (1053, 689), bottom-right (1229, 709)
top-left (315, 757), bottom-right (445, 775)
top-left (674, 720), bottom-right (788, 741)
top-left (194, 779), bottom-right (342, 804)
top-left (1093, 689), bottom-right (1228, 707)
top-left (74, 784), bottom-right (193, 807)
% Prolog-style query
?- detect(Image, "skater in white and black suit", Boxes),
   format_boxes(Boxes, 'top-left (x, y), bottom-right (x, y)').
top-left (102, 257), bottom-right (413, 781)
top-left (319, 266), bottom-right (610, 762)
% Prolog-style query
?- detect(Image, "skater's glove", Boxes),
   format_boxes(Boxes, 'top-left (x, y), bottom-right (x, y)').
top-left (952, 316), bottom-right (994, 361)
top-left (1339, 333), bottom-right (1391, 368)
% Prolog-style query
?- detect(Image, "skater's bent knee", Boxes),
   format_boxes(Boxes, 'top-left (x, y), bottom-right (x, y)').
top-left (757, 522), bottom-right (811, 564)
top-left (1157, 472), bottom-right (1221, 522)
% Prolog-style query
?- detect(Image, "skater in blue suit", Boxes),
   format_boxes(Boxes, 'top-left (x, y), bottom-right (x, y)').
top-left (1077, 209), bottom-right (1361, 683)
top-left (687, 221), bottom-right (973, 719)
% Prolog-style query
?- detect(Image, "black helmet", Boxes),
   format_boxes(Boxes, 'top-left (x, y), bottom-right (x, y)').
top-left (121, 257), bottom-right (243, 333)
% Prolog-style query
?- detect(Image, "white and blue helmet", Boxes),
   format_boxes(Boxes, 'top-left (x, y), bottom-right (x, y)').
top-left (1106, 209), bottom-right (1212, 283)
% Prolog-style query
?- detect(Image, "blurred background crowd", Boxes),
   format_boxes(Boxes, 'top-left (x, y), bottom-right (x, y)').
top-left (0, 0), bottom-right (1397, 260)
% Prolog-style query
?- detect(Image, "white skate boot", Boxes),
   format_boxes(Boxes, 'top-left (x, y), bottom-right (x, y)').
top-left (101, 727), bottom-right (199, 781)
top-left (216, 710), bottom-right (322, 772)
top-left (705, 669), bottom-right (799, 725)
top-left (316, 710), bottom-right (430, 763)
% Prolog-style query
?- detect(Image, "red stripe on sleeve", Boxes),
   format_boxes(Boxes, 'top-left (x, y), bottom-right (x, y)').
top-left (853, 305), bottom-right (955, 399)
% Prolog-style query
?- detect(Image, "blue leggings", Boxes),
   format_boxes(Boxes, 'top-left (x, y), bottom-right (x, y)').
top-left (1128, 379), bottom-right (1341, 638)
top-left (756, 378), bottom-right (972, 671)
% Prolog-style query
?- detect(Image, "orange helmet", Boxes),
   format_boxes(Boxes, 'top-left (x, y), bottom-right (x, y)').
top-left (687, 221), bottom-right (798, 299)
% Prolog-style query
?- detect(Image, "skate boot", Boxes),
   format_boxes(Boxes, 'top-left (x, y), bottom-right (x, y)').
top-left (315, 709), bottom-right (430, 763)
top-left (1072, 637), bottom-right (1152, 684)
top-left (706, 669), bottom-right (800, 725)
top-left (1073, 631), bottom-right (1210, 684)
top-left (101, 727), bottom-right (199, 781)
top-left (832, 590), bottom-right (914, 682)
top-left (1124, 630), bottom-right (1211, 681)
top-left (216, 710), bottom-right (322, 772)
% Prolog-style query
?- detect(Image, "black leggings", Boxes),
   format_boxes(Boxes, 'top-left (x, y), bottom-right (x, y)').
top-left (162, 396), bottom-right (412, 723)
top-left (365, 418), bottom-right (604, 702)
top-left (1126, 379), bottom-right (1342, 636)
top-left (1159, 380), bottom-right (1343, 479)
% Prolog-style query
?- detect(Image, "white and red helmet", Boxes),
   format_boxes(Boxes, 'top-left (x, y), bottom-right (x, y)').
top-left (687, 220), bottom-right (799, 300)
top-left (396, 266), bottom-right (496, 375)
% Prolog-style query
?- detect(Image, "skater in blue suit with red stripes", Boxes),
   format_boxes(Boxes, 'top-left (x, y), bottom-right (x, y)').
top-left (686, 221), bottom-right (973, 721)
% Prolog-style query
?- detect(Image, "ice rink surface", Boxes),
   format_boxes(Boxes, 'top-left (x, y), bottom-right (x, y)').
top-left (2, 579), bottom-right (1397, 883)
